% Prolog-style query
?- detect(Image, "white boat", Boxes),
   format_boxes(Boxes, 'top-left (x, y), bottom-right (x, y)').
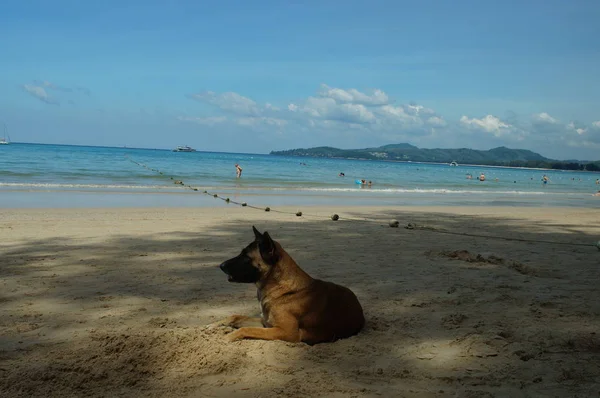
top-left (0, 123), bottom-right (10, 145)
top-left (173, 145), bottom-right (196, 152)
top-left (450, 161), bottom-right (458, 166)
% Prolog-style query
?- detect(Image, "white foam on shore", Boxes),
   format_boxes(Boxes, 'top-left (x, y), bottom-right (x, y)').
top-left (1, 182), bottom-right (586, 197)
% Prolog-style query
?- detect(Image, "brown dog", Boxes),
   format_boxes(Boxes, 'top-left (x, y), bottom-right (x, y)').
top-left (218, 226), bottom-right (365, 345)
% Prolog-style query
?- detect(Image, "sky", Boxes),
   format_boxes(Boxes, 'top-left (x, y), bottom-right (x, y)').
top-left (1, 0), bottom-right (600, 160)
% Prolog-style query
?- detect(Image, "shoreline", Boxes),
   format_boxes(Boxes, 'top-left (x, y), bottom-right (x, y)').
top-left (1, 187), bottom-right (598, 209)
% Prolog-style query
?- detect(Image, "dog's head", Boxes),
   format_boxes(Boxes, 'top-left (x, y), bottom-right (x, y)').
top-left (219, 226), bottom-right (280, 284)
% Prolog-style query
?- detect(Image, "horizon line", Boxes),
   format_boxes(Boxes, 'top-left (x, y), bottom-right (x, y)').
top-left (5, 141), bottom-right (598, 163)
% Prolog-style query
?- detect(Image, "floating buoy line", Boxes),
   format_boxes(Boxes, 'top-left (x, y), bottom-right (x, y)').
top-left (126, 156), bottom-right (344, 221)
top-left (126, 156), bottom-right (598, 250)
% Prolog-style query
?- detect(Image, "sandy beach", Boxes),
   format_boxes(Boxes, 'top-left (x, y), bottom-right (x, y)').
top-left (1, 205), bottom-right (599, 397)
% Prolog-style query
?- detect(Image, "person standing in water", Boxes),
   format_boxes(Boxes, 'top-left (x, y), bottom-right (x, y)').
top-left (235, 164), bottom-right (243, 178)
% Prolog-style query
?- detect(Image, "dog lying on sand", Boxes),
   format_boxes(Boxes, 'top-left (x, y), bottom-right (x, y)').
top-left (218, 226), bottom-right (365, 345)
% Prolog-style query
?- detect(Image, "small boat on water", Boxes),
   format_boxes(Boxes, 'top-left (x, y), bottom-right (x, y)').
top-left (173, 145), bottom-right (196, 152)
top-left (450, 161), bottom-right (458, 166)
top-left (0, 123), bottom-right (10, 145)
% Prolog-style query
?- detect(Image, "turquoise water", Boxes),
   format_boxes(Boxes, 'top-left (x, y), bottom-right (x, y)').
top-left (1, 143), bottom-right (599, 208)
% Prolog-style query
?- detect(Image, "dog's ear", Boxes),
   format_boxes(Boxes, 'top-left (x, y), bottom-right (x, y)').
top-left (259, 231), bottom-right (279, 265)
top-left (252, 226), bottom-right (262, 241)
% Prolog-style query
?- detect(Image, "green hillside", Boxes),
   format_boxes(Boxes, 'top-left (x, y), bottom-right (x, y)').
top-left (270, 144), bottom-right (600, 171)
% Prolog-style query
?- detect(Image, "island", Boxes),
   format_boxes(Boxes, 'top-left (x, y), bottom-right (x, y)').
top-left (270, 144), bottom-right (600, 171)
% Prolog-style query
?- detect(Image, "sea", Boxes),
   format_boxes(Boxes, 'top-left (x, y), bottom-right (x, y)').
top-left (1, 143), bottom-right (599, 208)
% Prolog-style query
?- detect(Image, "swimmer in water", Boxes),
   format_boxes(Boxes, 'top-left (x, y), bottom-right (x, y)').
top-left (478, 173), bottom-right (486, 182)
top-left (542, 175), bottom-right (549, 185)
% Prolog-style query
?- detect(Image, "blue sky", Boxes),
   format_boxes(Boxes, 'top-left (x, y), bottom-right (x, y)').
top-left (1, 0), bottom-right (599, 160)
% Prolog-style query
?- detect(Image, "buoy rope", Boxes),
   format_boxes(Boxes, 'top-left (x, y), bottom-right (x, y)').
top-left (126, 156), bottom-right (598, 249)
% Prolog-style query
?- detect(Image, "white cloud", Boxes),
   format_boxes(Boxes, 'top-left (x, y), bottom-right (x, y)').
top-left (426, 116), bottom-right (447, 126)
top-left (288, 97), bottom-right (376, 124)
top-left (188, 91), bottom-right (261, 116)
top-left (517, 114), bottom-right (600, 150)
top-left (22, 84), bottom-right (59, 105)
top-left (532, 112), bottom-right (559, 124)
top-left (460, 115), bottom-right (513, 137)
top-left (182, 84), bottom-right (600, 156)
top-left (378, 105), bottom-right (421, 124)
top-left (34, 80), bottom-right (72, 92)
top-left (32, 80), bottom-right (91, 95)
top-left (318, 84), bottom-right (389, 105)
top-left (567, 121), bottom-right (587, 136)
top-left (22, 80), bottom-right (91, 105)
top-left (237, 117), bottom-right (287, 127)
top-left (406, 104), bottom-right (434, 116)
top-left (528, 118), bottom-right (600, 149)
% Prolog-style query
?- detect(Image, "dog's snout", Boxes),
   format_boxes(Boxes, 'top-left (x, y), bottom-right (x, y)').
top-left (219, 262), bottom-right (227, 272)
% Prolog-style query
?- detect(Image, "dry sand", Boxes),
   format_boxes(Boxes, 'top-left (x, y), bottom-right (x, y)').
top-left (1, 206), bottom-right (599, 397)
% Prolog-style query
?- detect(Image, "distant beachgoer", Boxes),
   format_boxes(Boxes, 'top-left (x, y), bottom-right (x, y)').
top-left (478, 173), bottom-right (486, 182)
top-left (542, 175), bottom-right (549, 185)
top-left (368, 180), bottom-right (372, 187)
top-left (596, 179), bottom-right (599, 185)
top-left (361, 179), bottom-right (366, 185)
top-left (339, 172), bottom-right (345, 177)
top-left (235, 164), bottom-right (243, 178)
top-left (594, 190), bottom-right (600, 197)
top-left (466, 173), bottom-right (472, 180)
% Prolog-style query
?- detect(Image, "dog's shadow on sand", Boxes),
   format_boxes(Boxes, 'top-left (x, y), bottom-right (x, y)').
top-left (1, 209), bottom-right (599, 397)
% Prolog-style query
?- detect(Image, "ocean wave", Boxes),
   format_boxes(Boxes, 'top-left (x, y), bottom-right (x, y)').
top-left (0, 182), bottom-right (585, 197)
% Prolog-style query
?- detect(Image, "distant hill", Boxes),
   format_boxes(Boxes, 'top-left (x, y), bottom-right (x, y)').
top-left (270, 144), bottom-right (600, 171)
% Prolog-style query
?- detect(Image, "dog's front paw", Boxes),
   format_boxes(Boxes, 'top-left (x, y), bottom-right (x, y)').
top-left (225, 329), bottom-right (244, 342)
